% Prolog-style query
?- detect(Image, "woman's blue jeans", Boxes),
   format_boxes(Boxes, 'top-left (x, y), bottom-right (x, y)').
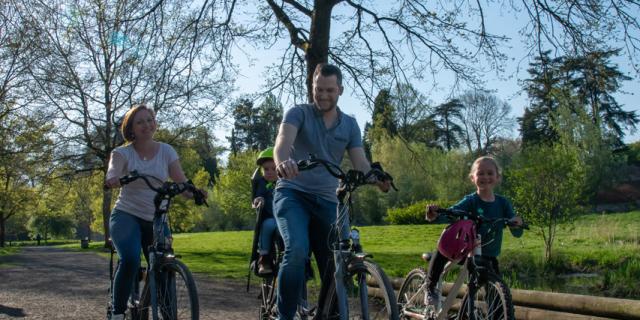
top-left (109, 209), bottom-right (153, 315)
top-left (273, 188), bottom-right (339, 320)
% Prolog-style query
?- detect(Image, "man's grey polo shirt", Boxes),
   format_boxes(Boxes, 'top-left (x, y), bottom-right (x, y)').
top-left (276, 103), bottom-right (363, 203)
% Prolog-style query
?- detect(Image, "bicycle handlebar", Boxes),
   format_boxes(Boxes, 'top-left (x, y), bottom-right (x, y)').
top-left (435, 208), bottom-right (529, 229)
top-left (118, 170), bottom-right (208, 207)
top-left (295, 154), bottom-right (398, 191)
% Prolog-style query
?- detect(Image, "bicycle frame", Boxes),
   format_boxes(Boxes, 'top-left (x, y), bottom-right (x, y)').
top-left (401, 237), bottom-right (482, 320)
top-left (108, 171), bottom-right (205, 320)
top-left (296, 155), bottom-right (397, 320)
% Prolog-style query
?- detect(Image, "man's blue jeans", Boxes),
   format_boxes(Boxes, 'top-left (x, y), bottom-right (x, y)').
top-left (273, 188), bottom-right (338, 320)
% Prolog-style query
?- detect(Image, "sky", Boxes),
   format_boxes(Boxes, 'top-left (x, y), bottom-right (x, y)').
top-left (217, 2), bottom-right (640, 147)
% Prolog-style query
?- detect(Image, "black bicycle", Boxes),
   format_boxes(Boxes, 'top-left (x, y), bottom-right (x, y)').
top-left (293, 154), bottom-right (400, 320)
top-left (107, 171), bottom-right (206, 320)
top-left (397, 208), bottom-right (527, 320)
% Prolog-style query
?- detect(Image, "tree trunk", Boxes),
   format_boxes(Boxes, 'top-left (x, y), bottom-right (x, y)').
top-left (0, 215), bottom-right (5, 247)
top-left (305, 1), bottom-right (335, 102)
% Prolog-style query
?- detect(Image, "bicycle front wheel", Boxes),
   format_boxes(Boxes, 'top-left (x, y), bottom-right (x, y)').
top-left (396, 268), bottom-right (426, 319)
top-left (140, 259), bottom-right (199, 320)
top-left (321, 260), bottom-right (399, 320)
top-left (457, 273), bottom-right (514, 320)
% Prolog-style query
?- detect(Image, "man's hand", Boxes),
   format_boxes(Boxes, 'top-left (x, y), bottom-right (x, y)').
top-left (252, 196), bottom-right (265, 209)
top-left (425, 204), bottom-right (440, 222)
top-left (276, 159), bottom-right (299, 179)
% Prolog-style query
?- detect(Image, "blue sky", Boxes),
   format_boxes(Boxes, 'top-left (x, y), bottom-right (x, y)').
top-left (220, 2), bottom-right (639, 146)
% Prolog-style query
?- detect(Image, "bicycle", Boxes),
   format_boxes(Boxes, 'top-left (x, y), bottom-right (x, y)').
top-left (293, 154), bottom-right (400, 320)
top-left (249, 203), bottom-right (315, 320)
top-left (397, 208), bottom-right (527, 320)
top-left (107, 170), bottom-right (206, 320)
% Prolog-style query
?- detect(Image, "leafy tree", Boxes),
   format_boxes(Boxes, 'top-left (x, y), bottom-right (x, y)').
top-left (564, 49), bottom-right (638, 144)
top-left (210, 151), bottom-right (256, 230)
top-left (505, 141), bottom-right (585, 262)
top-left (391, 84), bottom-right (430, 142)
top-left (520, 50), bottom-right (564, 146)
top-left (14, 0), bottom-right (232, 246)
top-left (521, 50), bottom-right (638, 147)
top-left (228, 94), bottom-right (283, 154)
top-left (431, 99), bottom-right (464, 151)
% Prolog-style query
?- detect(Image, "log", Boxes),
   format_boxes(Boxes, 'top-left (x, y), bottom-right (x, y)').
top-left (381, 277), bottom-right (640, 320)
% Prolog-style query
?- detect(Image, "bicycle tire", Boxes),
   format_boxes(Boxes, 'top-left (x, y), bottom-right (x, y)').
top-left (258, 273), bottom-right (278, 320)
top-left (457, 273), bottom-right (514, 320)
top-left (138, 259), bottom-right (199, 320)
top-left (321, 260), bottom-right (399, 320)
top-left (396, 268), bottom-right (426, 319)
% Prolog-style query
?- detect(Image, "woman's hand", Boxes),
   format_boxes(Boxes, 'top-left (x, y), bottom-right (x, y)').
top-left (252, 196), bottom-right (265, 209)
top-left (425, 204), bottom-right (440, 222)
top-left (104, 177), bottom-right (121, 189)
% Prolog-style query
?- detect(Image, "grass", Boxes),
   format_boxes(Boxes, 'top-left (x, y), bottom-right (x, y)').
top-left (54, 210), bottom-right (640, 298)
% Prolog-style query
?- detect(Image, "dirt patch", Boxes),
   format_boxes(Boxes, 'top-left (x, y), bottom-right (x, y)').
top-left (0, 247), bottom-right (260, 319)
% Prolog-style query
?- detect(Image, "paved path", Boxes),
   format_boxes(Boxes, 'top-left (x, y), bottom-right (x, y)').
top-left (0, 247), bottom-right (260, 319)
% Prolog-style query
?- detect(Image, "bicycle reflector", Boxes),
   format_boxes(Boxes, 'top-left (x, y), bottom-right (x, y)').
top-left (437, 220), bottom-right (476, 262)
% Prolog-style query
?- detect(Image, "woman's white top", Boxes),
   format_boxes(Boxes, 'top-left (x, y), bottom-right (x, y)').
top-left (106, 142), bottom-right (179, 221)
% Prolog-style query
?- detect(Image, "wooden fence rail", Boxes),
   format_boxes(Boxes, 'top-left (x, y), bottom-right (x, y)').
top-left (372, 277), bottom-right (640, 320)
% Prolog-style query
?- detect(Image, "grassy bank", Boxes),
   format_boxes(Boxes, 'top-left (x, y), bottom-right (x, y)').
top-left (171, 210), bottom-right (639, 298)
top-left (60, 211), bottom-right (640, 298)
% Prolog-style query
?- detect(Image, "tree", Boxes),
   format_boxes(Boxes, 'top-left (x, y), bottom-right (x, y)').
top-left (228, 94), bottom-right (283, 153)
top-left (564, 49), bottom-right (638, 144)
top-left (521, 49), bottom-right (638, 147)
top-left (14, 0), bottom-right (232, 246)
top-left (200, 1), bottom-right (640, 109)
top-left (506, 142), bottom-right (585, 262)
top-left (458, 90), bottom-right (514, 155)
top-left (364, 89), bottom-right (397, 153)
top-left (391, 84), bottom-right (430, 141)
top-left (431, 99), bottom-right (464, 151)
top-left (211, 151), bottom-right (256, 230)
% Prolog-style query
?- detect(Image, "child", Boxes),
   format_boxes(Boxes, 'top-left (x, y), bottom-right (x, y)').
top-left (424, 156), bottom-right (524, 308)
top-left (252, 147), bottom-right (278, 275)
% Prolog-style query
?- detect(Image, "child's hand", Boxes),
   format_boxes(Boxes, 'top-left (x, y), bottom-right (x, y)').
top-left (509, 216), bottom-right (523, 227)
top-left (252, 197), bottom-right (265, 209)
top-left (425, 204), bottom-right (440, 222)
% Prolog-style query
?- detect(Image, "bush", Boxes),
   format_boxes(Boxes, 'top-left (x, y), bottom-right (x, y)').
top-left (387, 199), bottom-right (455, 225)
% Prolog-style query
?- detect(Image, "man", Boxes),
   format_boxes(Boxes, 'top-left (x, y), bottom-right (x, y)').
top-left (274, 63), bottom-right (389, 320)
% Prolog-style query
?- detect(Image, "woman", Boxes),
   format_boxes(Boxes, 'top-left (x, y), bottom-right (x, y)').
top-left (104, 104), bottom-right (203, 320)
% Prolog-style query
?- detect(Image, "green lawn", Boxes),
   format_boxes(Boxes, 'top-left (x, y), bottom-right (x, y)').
top-left (169, 210), bottom-right (639, 298)
top-left (55, 210), bottom-right (640, 298)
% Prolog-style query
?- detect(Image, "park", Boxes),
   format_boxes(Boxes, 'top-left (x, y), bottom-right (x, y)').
top-left (1, 1), bottom-right (639, 319)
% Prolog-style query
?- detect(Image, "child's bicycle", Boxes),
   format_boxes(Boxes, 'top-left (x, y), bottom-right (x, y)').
top-left (397, 208), bottom-right (527, 320)
top-left (107, 171), bottom-right (207, 320)
top-left (248, 204), bottom-right (315, 320)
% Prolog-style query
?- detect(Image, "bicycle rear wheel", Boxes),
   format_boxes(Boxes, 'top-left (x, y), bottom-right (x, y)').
top-left (259, 273), bottom-right (278, 320)
top-left (396, 268), bottom-right (426, 319)
top-left (457, 273), bottom-right (514, 320)
top-left (138, 259), bottom-right (199, 320)
top-left (321, 260), bottom-right (399, 320)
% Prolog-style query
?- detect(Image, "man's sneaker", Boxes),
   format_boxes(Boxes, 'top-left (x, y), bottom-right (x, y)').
top-left (257, 255), bottom-right (273, 275)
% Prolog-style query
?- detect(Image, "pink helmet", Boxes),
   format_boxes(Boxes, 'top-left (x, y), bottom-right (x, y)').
top-left (437, 220), bottom-right (477, 262)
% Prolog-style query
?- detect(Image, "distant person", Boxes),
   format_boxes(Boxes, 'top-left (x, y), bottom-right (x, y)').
top-left (424, 156), bottom-right (525, 308)
top-left (104, 104), bottom-right (205, 320)
top-left (36, 233), bottom-right (42, 246)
